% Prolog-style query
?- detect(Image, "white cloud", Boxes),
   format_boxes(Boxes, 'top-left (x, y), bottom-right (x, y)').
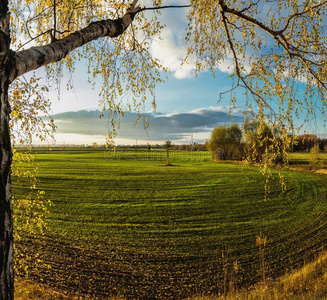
top-left (216, 58), bottom-right (235, 75)
top-left (146, 5), bottom-right (248, 79)
top-left (141, 1), bottom-right (196, 79)
top-left (191, 106), bottom-right (244, 116)
top-left (150, 27), bottom-right (196, 79)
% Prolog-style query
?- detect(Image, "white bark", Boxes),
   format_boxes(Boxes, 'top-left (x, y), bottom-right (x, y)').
top-left (0, 0), bottom-right (14, 298)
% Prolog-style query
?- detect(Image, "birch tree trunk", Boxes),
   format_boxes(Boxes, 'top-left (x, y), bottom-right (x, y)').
top-left (0, 0), bottom-right (14, 298)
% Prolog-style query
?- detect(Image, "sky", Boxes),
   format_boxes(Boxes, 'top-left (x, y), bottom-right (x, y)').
top-left (32, 1), bottom-right (326, 146)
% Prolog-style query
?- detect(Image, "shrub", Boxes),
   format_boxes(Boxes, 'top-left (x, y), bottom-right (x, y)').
top-left (206, 123), bottom-right (243, 161)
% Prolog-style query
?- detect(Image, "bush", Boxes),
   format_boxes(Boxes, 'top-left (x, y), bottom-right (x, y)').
top-left (206, 123), bottom-right (243, 161)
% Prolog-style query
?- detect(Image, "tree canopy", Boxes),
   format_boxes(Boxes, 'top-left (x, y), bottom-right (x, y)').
top-left (9, 0), bottom-right (327, 139)
top-left (188, 0), bottom-right (327, 132)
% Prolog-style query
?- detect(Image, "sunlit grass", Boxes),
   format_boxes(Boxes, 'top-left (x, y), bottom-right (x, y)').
top-left (15, 278), bottom-right (125, 299)
top-left (190, 251), bottom-right (327, 299)
top-left (289, 151), bottom-right (327, 166)
top-left (15, 279), bottom-right (70, 299)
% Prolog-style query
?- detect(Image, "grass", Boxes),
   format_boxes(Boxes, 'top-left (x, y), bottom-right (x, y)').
top-left (288, 151), bottom-right (327, 166)
top-left (15, 279), bottom-right (71, 299)
top-left (15, 279), bottom-right (122, 299)
top-left (190, 251), bottom-right (327, 299)
top-left (13, 149), bottom-right (327, 299)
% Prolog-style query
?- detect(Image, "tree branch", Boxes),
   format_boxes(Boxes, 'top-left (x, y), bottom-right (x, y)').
top-left (137, 5), bottom-right (191, 13)
top-left (219, 0), bottom-right (276, 119)
top-left (11, 2), bottom-right (141, 82)
top-left (219, 2), bottom-right (241, 78)
top-left (280, 0), bottom-right (327, 33)
top-left (219, 0), bottom-right (327, 94)
top-left (10, 1), bottom-right (190, 82)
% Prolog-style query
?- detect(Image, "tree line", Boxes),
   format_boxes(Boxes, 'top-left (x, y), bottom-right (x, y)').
top-left (206, 122), bottom-right (327, 163)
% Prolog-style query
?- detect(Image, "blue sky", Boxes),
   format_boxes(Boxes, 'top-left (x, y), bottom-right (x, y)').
top-left (35, 1), bottom-right (326, 146)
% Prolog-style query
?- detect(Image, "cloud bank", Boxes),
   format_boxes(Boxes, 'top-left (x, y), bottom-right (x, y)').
top-left (49, 107), bottom-right (243, 144)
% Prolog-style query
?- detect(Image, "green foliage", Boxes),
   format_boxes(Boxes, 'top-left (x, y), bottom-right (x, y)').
top-left (12, 150), bottom-right (327, 298)
top-left (9, 74), bottom-right (55, 145)
top-left (187, 0), bottom-right (327, 131)
top-left (243, 119), bottom-right (291, 165)
top-left (12, 150), bottom-right (52, 277)
top-left (243, 120), bottom-right (273, 163)
top-left (207, 123), bottom-right (243, 160)
top-left (310, 144), bottom-right (320, 165)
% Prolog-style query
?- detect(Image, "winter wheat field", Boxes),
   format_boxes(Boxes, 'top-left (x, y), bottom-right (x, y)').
top-left (13, 149), bottom-right (327, 299)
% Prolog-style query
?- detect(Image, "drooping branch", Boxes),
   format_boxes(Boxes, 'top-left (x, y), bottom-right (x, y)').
top-left (280, 0), bottom-right (327, 34)
top-left (218, 0), bottom-right (278, 119)
top-left (220, 0), bottom-right (327, 59)
top-left (219, 0), bottom-right (327, 94)
top-left (11, 1), bottom-right (142, 82)
top-left (219, 0), bottom-right (289, 53)
top-left (219, 3), bottom-right (240, 78)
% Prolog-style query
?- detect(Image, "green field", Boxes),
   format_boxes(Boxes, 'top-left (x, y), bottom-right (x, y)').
top-left (13, 150), bottom-right (327, 299)
top-left (289, 151), bottom-right (327, 165)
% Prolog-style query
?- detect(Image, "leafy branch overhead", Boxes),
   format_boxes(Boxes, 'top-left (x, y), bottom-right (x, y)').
top-left (188, 0), bottom-right (327, 131)
top-left (8, 0), bottom-right (327, 138)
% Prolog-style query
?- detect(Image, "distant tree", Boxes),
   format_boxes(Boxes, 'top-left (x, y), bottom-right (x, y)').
top-left (322, 138), bottom-right (327, 153)
top-left (207, 123), bottom-right (243, 161)
top-left (293, 134), bottom-right (319, 152)
top-left (164, 140), bottom-right (172, 165)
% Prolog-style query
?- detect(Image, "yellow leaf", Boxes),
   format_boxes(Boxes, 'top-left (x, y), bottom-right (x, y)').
top-left (13, 90), bottom-right (20, 98)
